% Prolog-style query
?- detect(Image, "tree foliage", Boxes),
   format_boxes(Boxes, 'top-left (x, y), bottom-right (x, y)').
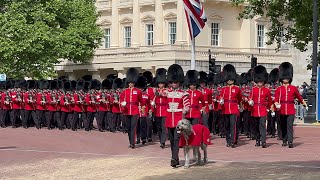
top-left (0, 0), bottom-right (103, 79)
top-left (231, 0), bottom-right (319, 68)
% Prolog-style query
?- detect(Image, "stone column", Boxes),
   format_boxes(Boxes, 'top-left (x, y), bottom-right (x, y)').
top-left (176, 0), bottom-right (187, 45)
top-left (132, 0), bottom-right (140, 47)
top-left (154, 1), bottom-right (163, 45)
top-left (111, 0), bottom-right (119, 48)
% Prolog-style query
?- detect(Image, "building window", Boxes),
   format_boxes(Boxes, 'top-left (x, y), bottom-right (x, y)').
top-left (168, 22), bottom-right (176, 44)
top-left (146, 24), bottom-right (154, 46)
top-left (124, 26), bottom-right (131, 48)
top-left (211, 23), bottom-right (220, 46)
top-left (257, 24), bottom-right (265, 48)
top-left (104, 28), bottom-right (110, 48)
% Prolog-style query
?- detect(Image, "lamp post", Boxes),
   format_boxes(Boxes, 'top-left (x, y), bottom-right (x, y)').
top-left (305, 0), bottom-right (318, 123)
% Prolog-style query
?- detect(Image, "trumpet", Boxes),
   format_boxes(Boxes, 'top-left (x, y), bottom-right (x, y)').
top-left (64, 93), bottom-right (70, 105)
top-left (90, 93), bottom-right (96, 104)
top-left (4, 91), bottom-right (11, 105)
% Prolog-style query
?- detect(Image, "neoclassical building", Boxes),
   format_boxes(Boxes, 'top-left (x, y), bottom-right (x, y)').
top-left (55, 0), bottom-right (311, 85)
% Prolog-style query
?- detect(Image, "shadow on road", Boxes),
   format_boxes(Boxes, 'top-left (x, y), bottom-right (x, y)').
top-left (0, 146), bottom-right (16, 150)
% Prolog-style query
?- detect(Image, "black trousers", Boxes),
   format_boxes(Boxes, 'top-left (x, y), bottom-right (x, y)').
top-left (9, 109), bottom-right (22, 127)
top-left (275, 111), bottom-right (282, 139)
top-left (85, 112), bottom-right (95, 131)
top-left (208, 110), bottom-right (214, 133)
top-left (72, 112), bottom-right (81, 130)
top-left (137, 117), bottom-right (146, 140)
top-left (105, 111), bottom-right (111, 130)
top-left (53, 111), bottom-right (61, 128)
top-left (253, 116), bottom-right (267, 143)
top-left (126, 115), bottom-right (139, 145)
top-left (280, 114), bottom-right (295, 143)
top-left (35, 110), bottom-right (45, 128)
top-left (45, 111), bottom-right (54, 129)
top-left (59, 112), bottom-right (72, 130)
top-left (242, 110), bottom-right (251, 135)
top-left (96, 111), bottom-right (107, 131)
top-left (168, 127), bottom-right (180, 161)
top-left (267, 111), bottom-right (276, 136)
top-left (215, 110), bottom-right (225, 135)
top-left (225, 114), bottom-right (237, 144)
top-left (155, 116), bottom-right (166, 144)
top-left (146, 115), bottom-right (153, 139)
top-left (121, 114), bottom-right (127, 132)
top-left (202, 112), bottom-right (209, 129)
top-left (0, 109), bottom-right (9, 127)
top-left (248, 111), bottom-right (255, 137)
top-left (186, 118), bottom-right (199, 125)
top-left (112, 113), bottom-right (121, 130)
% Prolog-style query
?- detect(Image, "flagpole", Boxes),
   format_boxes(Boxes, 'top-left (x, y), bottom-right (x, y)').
top-left (191, 37), bottom-right (196, 70)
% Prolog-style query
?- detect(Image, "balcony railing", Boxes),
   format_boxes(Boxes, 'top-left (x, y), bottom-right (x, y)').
top-left (96, 0), bottom-right (111, 11)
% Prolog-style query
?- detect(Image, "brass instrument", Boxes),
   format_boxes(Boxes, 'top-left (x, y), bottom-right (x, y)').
top-left (41, 92), bottom-right (46, 105)
top-left (90, 92), bottom-right (96, 104)
top-left (64, 92), bottom-right (70, 105)
top-left (78, 92), bottom-right (84, 104)
top-left (17, 91), bottom-right (22, 102)
top-left (113, 91), bottom-right (119, 103)
top-left (5, 91), bottom-right (11, 105)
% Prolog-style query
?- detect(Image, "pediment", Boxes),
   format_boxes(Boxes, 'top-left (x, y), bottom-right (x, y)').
top-left (98, 19), bottom-right (111, 26)
top-left (164, 12), bottom-right (177, 19)
top-left (256, 16), bottom-right (269, 22)
top-left (141, 15), bottom-right (155, 22)
top-left (120, 17), bottom-right (133, 24)
top-left (208, 14), bottom-right (223, 20)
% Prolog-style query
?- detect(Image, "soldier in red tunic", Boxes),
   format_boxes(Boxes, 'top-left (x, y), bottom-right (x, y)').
top-left (219, 64), bottom-right (242, 148)
top-left (152, 68), bottom-right (168, 149)
top-left (165, 64), bottom-right (190, 167)
top-left (198, 71), bottom-right (212, 129)
top-left (212, 73), bottom-right (225, 137)
top-left (268, 68), bottom-right (280, 139)
top-left (248, 65), bottom-right (273, 148)
top-left (274, 62), bottom-right (307, 148)
top-left (120, 68), bottom-right (144, 149)
top-left (110, 78), bottom-right (123, 132)
top-left (142, 71), bottom-right (156, 136)
top-left (185, 70), bottom-right (205, 125)
top-left (96, 79), bottom-right (111, 132)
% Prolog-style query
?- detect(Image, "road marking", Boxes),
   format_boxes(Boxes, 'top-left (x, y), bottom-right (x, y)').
top-left (0, 148), bottom-right (320, 169)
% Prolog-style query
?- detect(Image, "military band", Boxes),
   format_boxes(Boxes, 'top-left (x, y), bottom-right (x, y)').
top-left (0, 62), bottom-right (307, 166)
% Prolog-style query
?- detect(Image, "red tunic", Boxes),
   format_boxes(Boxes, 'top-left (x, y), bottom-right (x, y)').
top-left (110, 90), bottom-right (121, 113)
top-left (23, 92), bottom-right (35, 110)
top-left (60, 94), bottom-right (73, 112)
top-left (1, 92), bottom-right (11, 110)
top-left (96, 92), bottom-right (109, 112)
top-left (47, 93), bottom-right (59, 112)
top-left (153, 88), bottom-right (168, 117)
top-left (220, 85), bottom-right (242, 115)
top-left (185, 89), bottom-right (204, 119)
top-left (139, 91), bottom-right (150, 117)
top-left (274, 85), bottom-right (304, 115)
top-left (120, 87), bottom-right (143, 116)
top-left (165, 89), bottom-right (190, 128)
top-left (179, 124), bottom-right (212, 147)
top-left (85, 93), bottom-right (97, 112)
top-left (213, 87), bottom-right (222, 111)
top-left (249, 86), bottom-right (272, 117)
top-left (72, 93), bottom-right (84, 112)
top-left (146, 87), bottom-right (155, 112)
top-left (10, 91), bottom-right (22, 109)
top-left (36, 92), bottom-right (47, 110)
top-left (199, 87), bottom-right (212, 113)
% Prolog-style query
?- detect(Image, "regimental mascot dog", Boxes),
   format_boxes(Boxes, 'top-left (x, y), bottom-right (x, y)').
top-left (176, 119), bottom-right (212, 168)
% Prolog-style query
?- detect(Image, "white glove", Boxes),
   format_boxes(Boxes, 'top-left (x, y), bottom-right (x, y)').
top-left (209, 104), bottom-right (213, 110)
top-left (220, 99), bottom-right (224, 105)
top-left (248, 100), bottom-right (254, 106)
top-left (121, 101), bottom-right (127, 107)
top-left (150, 101), bottom-right (155, 106)
top-left (239, 106), bottom-right (243, 113)
top-left (276, 104), bottom-right (281, 109)
top-left (305, 106), bottom-right (309, 111)
top-left (213, 99), bottom-right (217, 102)
top-left (271, 112), bottom-right (275, 117)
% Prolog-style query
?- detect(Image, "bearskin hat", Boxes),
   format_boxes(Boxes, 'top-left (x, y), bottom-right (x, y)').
top-left (240, 73), bottom-right (247, 85)
top-left (142, 71), bottom-right (153, 86)
top-left (89, 79), bottom-right (101, 90)
top-left (57, 80), bottom-right (63, 90)
top-left (58, 76), bottom-right (68, 81)
top-left (125, 68), bottom-right (139, 84)
top-left (76, 79), bottom-right (85, 90)
top-left (213, 72), bottom-right (222, 85)
top-left (246, 69), bottom-right (253, 83)
top-left (107, 74), bottom-right (117, 82)
top-left (113, 78), bottom-right (123, 89)
top-left (82, 75), bottom-right (92, 81)
top-left (269, 68), bottom-right (279, 83)
top-left (199, 71), bottom-right (208, 83)
top-left (136, 76), bottom-right (147, 89)
top-left (50, 80), bottom-right (58, 90)
top-left (71, 80), bottom-right (77, 91)
top-left (27, 80), bottom-right (37, 89)
top-left (207, 73), bottom-right (214, 85)
top-left (63, 81), bottom-right (71, 91)
top-left (102, 79), bottom-right (112, 90)
top-left (122, 78), bottom-right (126, 88)
top-left (185, 70), bottom-right (200, 86)
top-left (167, 64), bottom-right (184, 83)
top-left (253, 65), bottom-right (268, 84)
top-left (155, 68), bottom-right (167, 84)
top-left (222, 64), bottom-right (237, 82)
top-left (0, 81), bottom-right (5, 90)
top-left (84, 81), bottom-right (90, 91)
top-left (41, 80), bottom-right (50, 90)
top-left (279, 62), bottom-right (293, 83)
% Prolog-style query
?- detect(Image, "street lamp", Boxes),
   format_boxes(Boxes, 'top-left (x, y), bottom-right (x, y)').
top-left (305, 0), bottom-right (318, 123)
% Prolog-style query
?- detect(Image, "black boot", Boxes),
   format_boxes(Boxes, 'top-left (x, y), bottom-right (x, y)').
top-left (282, 141), bottom-right (287, 146)
top-left (255, 141), bottom-right (261, 147)
top-left (262, 143), bottom-right (267, 148)
top-left (170, 159), bottom-right (179, 168)
top-left (288, 142), bottom-right (293, 148)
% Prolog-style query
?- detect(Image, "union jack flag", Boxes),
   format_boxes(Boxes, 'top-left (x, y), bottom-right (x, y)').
top-left (183, 0), bottom-right (207, 39)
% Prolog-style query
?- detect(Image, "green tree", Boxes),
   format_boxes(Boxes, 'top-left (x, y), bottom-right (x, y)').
top-left (231, 0), bottom-right (319, 68)
top-left (0, 0), bottom-right (103, 79)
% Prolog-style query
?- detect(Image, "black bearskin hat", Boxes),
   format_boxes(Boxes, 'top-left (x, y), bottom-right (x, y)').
top-left (269, 68), bottom-right (279, 83)
top-left (185, 70), bottom-right (200, 86)
top-left (125, 68), bottom-right (139, 84)
top-left (63, 81), bottom-right (71, 91)
top-left (199, 71), bottom-right (208, 83)
top-left (142, 71), bottom-right (153, 85)
top-left (253, 65), bottom-right (268, 84)
top-left (76, 79), bottom-right (85, 90)
top-left (50, 80), bottom-right (58, 90)
top-left (167, 64), bottom-right (184, 83)
top-left (102, 79), bottom-right (112, 90)
top-left (71, 80), bottom-right (77, 91)
top-left (136, 76), bottom-right (147, 89)
top-left (240, 73), bottom-right (247, 85)
top-left (84, 81), bottom-right (90, 91)
top-left (222, 64), bottom-right (237, 82)
top-left (113, 78), bottom-right (123, 89)
top-left (122, 78), bottom-right (126, 88)
top-left (41, 80), bottom-right (50, 90)
top-left (89, 79), bottom-right (101, 90)
top-left (155, 68), bottom-right (167, 84)
top-left (82, 75), bottom-right (92, 81)
top-left (207, 73), bottom-right (214, 85)
top-left (57, 80), bottom-right (63, 89)
top-left (279, 62), bottom-right (293, 83)
top-left (0, 81), bottom-right (5, 90)
top-left (246, 69), bottom-right (253, 83)
top-left (213, 73), bottom-right (222, 85)
top-left (107, 74), bottom-right (117, 82)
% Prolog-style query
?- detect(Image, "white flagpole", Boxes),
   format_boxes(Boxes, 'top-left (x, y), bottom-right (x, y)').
top-left (191, 37), bottom-right (196, 70)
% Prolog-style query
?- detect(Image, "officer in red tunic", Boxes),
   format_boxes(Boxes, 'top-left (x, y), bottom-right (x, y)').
top-left (219, 64), bottom-right (242, 148)
top-left (72, 79), bottom-right (85, 131)
top-left (185, 70), bottom-right (204, 125)
top-left (46, 80), bottom-right (59, 130)
top-left (268, 68), bottom-right (280, 139)
top-left (152, 68), bottom-right (168, 149)
top-left (274, 62), bottom-right (307, 148)
top-left (10, 81), bottom-right (24, 128)
top-left (165, 64), bottom-right (190, 167)
top-left (248, 65), bottom-right (272, 148)
top-left (120, 68), bottom-right (144, 149)
top-left (85, 79), bottom-right (100, 131)
top-left (198, 71), bottom-right (212, 129)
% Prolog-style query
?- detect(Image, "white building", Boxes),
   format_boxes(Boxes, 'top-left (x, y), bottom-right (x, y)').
top-left (55, 0), bottom-right (311, 85)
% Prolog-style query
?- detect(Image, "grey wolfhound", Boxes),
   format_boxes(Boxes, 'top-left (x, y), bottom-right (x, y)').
top-left (176, 119), bottom-right (212, 168)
